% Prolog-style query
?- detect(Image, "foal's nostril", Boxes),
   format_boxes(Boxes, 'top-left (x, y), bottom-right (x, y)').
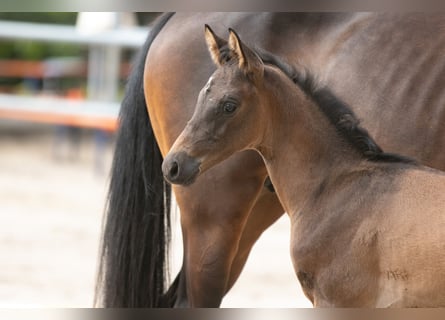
top-left (162, 152), bottom-right (200, 185)
top-left (169, 160), bottom-right (179, 178)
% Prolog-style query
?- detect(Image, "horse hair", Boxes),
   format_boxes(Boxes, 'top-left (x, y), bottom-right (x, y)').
top-left (255, 48), bottom-right (416, 165)
top-left (95, 12), bottom-right (176, 307)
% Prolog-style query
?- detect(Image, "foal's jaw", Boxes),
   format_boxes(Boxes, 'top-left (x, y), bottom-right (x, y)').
top-left (162, 151), bottom-right (201, 186)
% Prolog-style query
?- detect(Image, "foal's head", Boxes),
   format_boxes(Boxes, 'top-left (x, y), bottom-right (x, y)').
top-left (163, 26), bottom-right (274, 185)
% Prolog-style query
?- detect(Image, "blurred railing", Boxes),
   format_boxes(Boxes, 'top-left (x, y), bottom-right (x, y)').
top-left (0, 20), bottom-right (148, 131)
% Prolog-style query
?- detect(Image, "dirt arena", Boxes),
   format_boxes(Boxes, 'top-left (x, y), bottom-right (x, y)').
top-left (0, 122), bottom-right (310, 308)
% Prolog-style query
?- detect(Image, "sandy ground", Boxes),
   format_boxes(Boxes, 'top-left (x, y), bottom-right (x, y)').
top-left (0, 122), bottom-right (311, 308)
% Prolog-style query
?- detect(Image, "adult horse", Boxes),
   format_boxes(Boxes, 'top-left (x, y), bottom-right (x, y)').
top-left (163, 26), bottom-right (445, 307)
top-left (95, 13), bottom-right (445, 307)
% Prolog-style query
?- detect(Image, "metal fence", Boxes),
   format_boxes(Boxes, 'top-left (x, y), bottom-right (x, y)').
top-left (0, 19), bottom-right (148, 130)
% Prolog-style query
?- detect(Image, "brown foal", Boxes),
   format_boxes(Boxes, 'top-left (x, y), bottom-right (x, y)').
top-left (163, 26), bottom-right (445, 307)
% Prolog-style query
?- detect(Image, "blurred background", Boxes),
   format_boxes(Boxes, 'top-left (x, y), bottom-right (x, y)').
top-left (0, 12), bottom-right (309, 308)
top-left (0, 12), bottom-right (160, 308)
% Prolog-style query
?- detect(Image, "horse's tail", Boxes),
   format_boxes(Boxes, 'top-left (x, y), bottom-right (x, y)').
top-left (94, 12), bottom-right (176, 307)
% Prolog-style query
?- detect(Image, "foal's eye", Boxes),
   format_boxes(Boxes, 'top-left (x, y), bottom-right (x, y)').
top-left (223, 102), bottom-right (237, 114)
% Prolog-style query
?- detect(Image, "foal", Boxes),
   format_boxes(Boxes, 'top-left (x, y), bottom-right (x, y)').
top-left (162, 26), bottom-right (445, 307)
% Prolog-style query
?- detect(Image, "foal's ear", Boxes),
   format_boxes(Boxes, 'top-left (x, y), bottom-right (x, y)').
top-left (228, 28), bottom-right (264, 80)
top-left (205, 24), bottom-right (229, 66)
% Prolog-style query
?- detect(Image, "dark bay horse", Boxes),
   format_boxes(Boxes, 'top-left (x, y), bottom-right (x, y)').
top-left (96, 13), bottom-right (445, 307)
top-left (163, 27), bottom-right (445, 307)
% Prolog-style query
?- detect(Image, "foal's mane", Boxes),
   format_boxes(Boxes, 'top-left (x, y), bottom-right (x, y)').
top-left (255, 48), bottom-right (415, 164)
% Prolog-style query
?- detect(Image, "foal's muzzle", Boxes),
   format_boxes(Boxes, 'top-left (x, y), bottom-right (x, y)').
top-left (162, 151), bottom-right (201, 185)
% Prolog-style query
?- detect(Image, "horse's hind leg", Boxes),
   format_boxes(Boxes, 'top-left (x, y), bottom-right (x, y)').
top-left (225, 186), bottom-right (284, 293)
top-left (172, 150), bottom-right (274, 306)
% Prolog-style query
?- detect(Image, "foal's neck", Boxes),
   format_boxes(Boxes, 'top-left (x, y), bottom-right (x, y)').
top-left (258, 69), bottom-right (364, 215)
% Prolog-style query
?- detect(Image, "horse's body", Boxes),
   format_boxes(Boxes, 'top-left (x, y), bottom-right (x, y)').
top-left (96, 13), bottom-right (445, 307)
top-left (163, 27), bottom-right (445, 307)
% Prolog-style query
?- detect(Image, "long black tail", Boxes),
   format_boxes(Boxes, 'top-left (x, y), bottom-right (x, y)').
top-left (95, 12), bottom-right (176, 307)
